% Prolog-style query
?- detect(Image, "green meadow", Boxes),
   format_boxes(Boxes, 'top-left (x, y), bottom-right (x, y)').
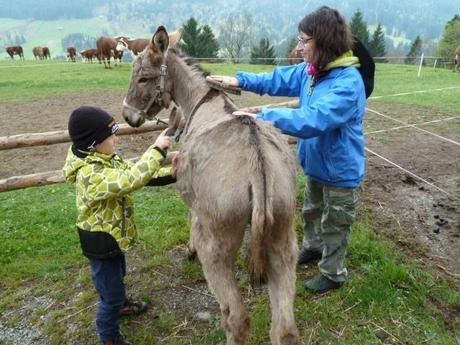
top-left (0, 61), bottom-right (459, 344)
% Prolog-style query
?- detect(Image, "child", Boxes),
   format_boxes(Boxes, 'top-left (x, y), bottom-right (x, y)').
top-left (63, 106), bottom-right (174, 345)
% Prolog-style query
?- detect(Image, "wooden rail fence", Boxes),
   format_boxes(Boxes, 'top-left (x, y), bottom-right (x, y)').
top-left (0, 99), bottom-right (300, 192)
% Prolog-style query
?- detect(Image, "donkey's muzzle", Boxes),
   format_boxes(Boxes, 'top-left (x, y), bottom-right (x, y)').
top-left (122, 98), bottom-right (146, 128)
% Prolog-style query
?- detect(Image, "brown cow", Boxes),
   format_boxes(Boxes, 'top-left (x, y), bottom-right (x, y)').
top-left (115, 27), bottom-right (184, 57)
top-left (67, 47), bottom-right (77, 62)
top-left (80, 48), bottom-right (99, 63)
top-left (42, 47), bottom-right (51, 59)
top-left (116, 37), bottom-right (150, 56)
top-left (96, 36), bottom-right (125, 69)
top-left (33, 46), bottom-right (44, 60)
top-left (6, 46), bottom-right (24, 60)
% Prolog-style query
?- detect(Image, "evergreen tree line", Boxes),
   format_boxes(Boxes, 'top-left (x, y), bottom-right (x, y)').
top-left (332, 9), bottom-right (460, 66)
top-left (179, 16), bottom-right (276, 64)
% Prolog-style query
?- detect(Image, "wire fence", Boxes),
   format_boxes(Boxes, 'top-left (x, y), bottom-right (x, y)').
top-left (2, 53), bottom-right (457, 71)
top-left (192, 56), bottom-right (458, 70)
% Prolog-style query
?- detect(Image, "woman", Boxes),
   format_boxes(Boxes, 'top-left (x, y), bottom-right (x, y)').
top-left (210, 6), bottom-right (373, 293)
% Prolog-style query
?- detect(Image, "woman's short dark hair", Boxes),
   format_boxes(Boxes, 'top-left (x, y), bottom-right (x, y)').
top-left (298, 6), bottom-right (354, 69)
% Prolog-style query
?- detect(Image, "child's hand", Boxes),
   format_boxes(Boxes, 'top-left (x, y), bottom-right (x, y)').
top-left (154, 129), bottom-right (172, 150)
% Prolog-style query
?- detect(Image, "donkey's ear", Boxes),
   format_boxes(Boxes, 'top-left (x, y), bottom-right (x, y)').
top-left (152, 26), bottom-right (169, 53)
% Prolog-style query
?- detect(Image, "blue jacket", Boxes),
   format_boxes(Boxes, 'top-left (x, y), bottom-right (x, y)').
top-left (236, 62), bottom-right (366, 188)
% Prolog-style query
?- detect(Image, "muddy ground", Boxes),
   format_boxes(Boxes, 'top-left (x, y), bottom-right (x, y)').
top-left (0, 90), bottom-right (458, 276)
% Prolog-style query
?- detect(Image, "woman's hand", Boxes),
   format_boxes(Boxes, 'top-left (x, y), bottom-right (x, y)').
top-left (206, 75), bottom-right (240, 87)
top-left (232, 110), bottom-right (257, 118)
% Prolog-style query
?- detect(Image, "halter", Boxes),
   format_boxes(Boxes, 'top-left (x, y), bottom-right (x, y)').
top-left (122, 49), bottom-right (169, 124)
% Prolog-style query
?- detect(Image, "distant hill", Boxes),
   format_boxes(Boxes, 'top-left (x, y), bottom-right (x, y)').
top-left (0, 0), bottom-right (458, 58)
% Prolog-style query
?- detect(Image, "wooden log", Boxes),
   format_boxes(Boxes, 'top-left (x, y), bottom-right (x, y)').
top-left (241, 99), bottom-right (299, 113)
top-left (0, 151), bottom-right (177, 193)
top-left (0, 122), bottom-right (168, 151)
top-left (0, 170), bottom-right (64, 193)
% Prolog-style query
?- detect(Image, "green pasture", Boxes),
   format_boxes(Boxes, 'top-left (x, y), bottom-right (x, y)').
top-left (0, 61), bottom-right (459, 344)
top-left (1, 59), bottom-right (459, 110)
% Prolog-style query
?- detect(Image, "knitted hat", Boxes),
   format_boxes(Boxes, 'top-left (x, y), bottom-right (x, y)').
top-left (68, 106), bottom-right (119, 155)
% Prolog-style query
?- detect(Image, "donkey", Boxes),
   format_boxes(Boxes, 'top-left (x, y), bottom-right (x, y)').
top-left (122, 26), bottom-right (299, 345)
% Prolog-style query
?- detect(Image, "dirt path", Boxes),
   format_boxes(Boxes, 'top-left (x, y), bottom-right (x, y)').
top-left (1, 91), bottom-right (459, 277)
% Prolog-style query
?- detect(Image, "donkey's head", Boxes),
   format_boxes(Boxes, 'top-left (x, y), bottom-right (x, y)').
top-left (122, 26), bottom-right (172, 127)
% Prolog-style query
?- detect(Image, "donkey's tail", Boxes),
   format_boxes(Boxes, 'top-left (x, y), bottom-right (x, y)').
top-left (243, 116), bottom-right (274, 287)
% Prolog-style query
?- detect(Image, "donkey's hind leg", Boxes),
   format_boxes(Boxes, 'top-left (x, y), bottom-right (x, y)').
top-left (267, 222), bottom-right (299, 345)
top-left (193, 219), bottom-right (249, 345)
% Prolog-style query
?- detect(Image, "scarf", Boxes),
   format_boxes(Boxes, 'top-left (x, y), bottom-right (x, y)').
top-left (306, 50), bottom-right (360, 77)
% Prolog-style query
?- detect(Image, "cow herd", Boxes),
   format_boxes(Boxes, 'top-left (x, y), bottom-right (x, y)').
top-left (3, 28), bottom-right (184, 69)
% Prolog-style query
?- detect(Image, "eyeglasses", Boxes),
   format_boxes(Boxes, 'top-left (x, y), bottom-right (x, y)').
top-left (297, 35), bottom-right (313, 45)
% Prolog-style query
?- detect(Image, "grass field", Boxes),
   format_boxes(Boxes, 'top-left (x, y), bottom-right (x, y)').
top-left (0, 61), bottom-right (459, 345)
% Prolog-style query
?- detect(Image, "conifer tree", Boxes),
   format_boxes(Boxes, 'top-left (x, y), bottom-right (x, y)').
top-left (369, 24), bottom-right (386, 59)
top-left (350, 9), bottom-right (370, 48)
top-left (198, 25), bottom-right (219, 58)
top-left (250, 38), bottom-right (276, 64)
top-left (405, 35), bottom-right (423, 64)
top-left (180, 17), bottom-right (202, 57)
top-left (436, 14), bottom-right (460, 60)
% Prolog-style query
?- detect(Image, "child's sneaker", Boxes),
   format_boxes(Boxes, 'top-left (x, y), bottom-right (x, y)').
top-left (120, 299), bottom-right (148, 316)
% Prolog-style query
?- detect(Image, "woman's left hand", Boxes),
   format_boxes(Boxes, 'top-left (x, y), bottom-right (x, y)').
top-left (232, 110), bottom-right (257, 118)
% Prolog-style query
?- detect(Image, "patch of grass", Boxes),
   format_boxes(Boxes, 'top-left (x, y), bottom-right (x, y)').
top-left (152, 313), bottom-right (177, 334)
top-left (180, 260), bottom-right (204, 282)
top-left (370, 63), bottom-right (460, 113)
top-left (44, 310), bottom-right (68, 345)
top-left (0, 61), bottom-right (131, 101)
top-left (0, 184), bottom-right (83, 289)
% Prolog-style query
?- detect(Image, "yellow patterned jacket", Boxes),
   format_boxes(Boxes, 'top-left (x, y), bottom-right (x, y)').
top-left (63, 145), bottom-right (173, 256)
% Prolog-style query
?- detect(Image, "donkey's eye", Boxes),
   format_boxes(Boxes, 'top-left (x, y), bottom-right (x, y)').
top-left (138, 77), bottom-right (149, 84)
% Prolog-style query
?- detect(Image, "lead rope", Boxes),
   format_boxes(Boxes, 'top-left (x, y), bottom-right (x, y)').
top-left (183, 88), bottom-right (220, 135)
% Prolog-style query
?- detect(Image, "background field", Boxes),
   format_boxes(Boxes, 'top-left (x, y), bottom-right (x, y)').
top-left (0, 60), bottom-right (459, 345)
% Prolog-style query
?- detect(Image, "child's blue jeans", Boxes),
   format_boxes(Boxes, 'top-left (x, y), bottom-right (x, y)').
top-left (89, 254), bottom-right (126, 343)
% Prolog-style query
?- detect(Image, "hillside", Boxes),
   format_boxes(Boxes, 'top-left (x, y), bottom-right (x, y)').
top-left (0, 0), bottom-right (458, 58)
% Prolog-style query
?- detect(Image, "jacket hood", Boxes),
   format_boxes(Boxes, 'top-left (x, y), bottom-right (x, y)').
top-left (63, 147), bottom-right (86, 183)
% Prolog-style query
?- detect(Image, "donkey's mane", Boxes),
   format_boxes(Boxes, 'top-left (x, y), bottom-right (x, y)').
top-left (169, 47), bottom-right (210, 79)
